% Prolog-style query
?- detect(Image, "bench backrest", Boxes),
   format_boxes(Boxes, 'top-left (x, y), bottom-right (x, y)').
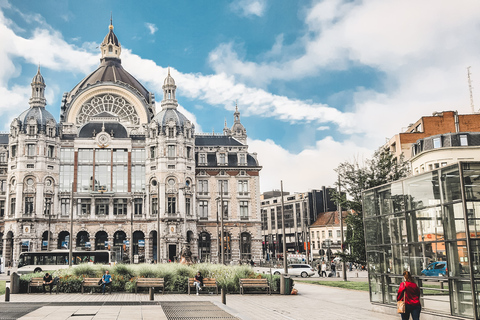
top-left (30, 278), bottom-right (44, 285)
top-left (188, 278), bottom-right (216, 286)
top-left (82, 278), bottom-right (101, 285)
top-left (240, 279), bottom-right (268, 285)
top-left (137, 278), bottom-right (164, 284)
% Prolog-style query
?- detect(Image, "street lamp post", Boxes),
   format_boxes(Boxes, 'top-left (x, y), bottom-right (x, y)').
top-left (152, 180), bottom-right (161, 264)
top-left (280, 181), bottom-right (287, 274)
top-left (338, 177), bottom-right (347, 281)
top-left (69, 181), bottom-right (74, 267)
top-left (220, 182), bottom-right (225, 265)
top-left (45, 198), bottom-right (51, 252)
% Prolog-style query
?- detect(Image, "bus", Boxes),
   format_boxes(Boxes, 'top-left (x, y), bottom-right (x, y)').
top-left (17, 250), bottom-right (112, 274)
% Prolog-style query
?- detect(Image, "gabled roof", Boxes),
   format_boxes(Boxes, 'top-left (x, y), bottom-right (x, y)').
top-left (310, 211), bottom-right (348, 227)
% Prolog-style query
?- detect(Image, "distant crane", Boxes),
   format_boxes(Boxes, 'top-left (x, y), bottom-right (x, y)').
top-left (467, 66), bottom-right (475, 113)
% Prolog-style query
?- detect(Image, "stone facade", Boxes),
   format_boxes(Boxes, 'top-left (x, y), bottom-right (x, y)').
top-left (0, 22), bottom-right (262, 266)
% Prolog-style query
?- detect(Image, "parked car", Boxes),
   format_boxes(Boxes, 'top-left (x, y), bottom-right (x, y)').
top-left (272, 264), bottom-right (316, 278)
top-left (421, 261), bottom-right (447, 277)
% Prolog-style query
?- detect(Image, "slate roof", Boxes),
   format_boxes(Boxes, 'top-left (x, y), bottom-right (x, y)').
top-left (0, 134), bottom-right (8, 144)
top-left (78, 122), bottom-right (128, 138)
top-left (17, 106), bottom-right (57, 133)
top-left (195, 135), bottom-right (243, 146)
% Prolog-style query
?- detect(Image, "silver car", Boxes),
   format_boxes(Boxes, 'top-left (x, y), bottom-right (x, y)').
top-left (272, 264), bottom-right (316, 278)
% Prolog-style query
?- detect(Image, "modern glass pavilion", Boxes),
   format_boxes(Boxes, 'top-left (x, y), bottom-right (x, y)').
top-left (363, 162), bottom-right (480, 319)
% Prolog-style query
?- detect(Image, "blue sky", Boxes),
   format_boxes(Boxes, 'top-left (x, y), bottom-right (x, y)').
top-left (1, 0), bottom-right (480, 192)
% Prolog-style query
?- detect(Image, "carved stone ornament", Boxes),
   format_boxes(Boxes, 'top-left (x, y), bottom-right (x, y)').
top-left (96, 132), bottom-right (111, 148)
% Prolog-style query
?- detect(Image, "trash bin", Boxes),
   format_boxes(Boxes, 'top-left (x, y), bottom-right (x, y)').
top-left (10, 272), bottom-right (20, 294)
top-left (280, 275), bottom-right (293, 295)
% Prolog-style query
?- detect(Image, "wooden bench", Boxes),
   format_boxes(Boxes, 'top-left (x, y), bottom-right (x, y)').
top-left (81, 278), bottom-right (111, 294)
top-left (28, 277), bottom-right (59, 294)
top-left (135, 278), bottom-right (165, 294)
top-left (188, 278), bottom-right (218, 295)
top-left (239, 278), bottom-right (271, 295)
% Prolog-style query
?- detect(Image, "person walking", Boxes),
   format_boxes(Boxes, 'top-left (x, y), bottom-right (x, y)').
top-left (320, 261), bottom-right (327, 277)
top-left (101, 270), bottom-right (112, 295)
top-left (397, 270), bottom-right (421, 320)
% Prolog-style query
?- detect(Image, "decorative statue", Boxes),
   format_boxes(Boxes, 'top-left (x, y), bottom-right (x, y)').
top-left (179, 246), bottom-right (193, 264)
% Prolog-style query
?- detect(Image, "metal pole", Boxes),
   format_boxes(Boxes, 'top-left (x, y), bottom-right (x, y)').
top-left (280, 181), bottom-right (287, 274)
top-left (69, 182), bottom-right (74, 267)
top-left (130, 199), bottom-right (133, 264)
top-left (220, 182), bottom-right (225, 265)
top-left (47, 198), bottom-right (51, 252)
top-left (157, 181), bottom-right (161, 263)
top-left (338, 177), bottom-right (347, 281)
top-left (304, 198), bottom-right (309, 264)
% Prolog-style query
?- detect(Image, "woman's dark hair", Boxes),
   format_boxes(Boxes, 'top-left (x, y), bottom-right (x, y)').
top-left (403, 270), bottom-right (414, 282)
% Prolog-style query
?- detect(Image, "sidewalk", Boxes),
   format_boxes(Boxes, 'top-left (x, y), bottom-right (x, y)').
top-left (0, 282), bottom-right (396, 320)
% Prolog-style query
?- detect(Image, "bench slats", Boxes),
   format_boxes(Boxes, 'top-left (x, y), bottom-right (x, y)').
top-left (187, 278), bottom-right (218, 295)
top-left (239, 278), bottom-right (271, 295)
top-left (135, 278), bottom-right (164, 294)
top-left (29, 277), bottom-right (58, 294)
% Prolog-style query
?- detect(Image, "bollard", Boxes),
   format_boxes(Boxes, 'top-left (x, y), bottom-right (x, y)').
top-left (7, 270), bottom-right (10, 276)
top-left (149, 287), bottom-right (154, 301)
top-left (356, 272), bottom-right (358, 278)
top-left (5, 281), bottom-right (10, 302)
top-left (221, 288), bottom-right (226, 305)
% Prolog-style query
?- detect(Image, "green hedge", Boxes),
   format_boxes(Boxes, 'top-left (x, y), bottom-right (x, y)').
top-left (18, 263), bottom-right (287, 294)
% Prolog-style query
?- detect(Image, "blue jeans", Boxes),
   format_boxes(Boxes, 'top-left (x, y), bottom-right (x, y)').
top-left (102, 282), bottom-right (111, 294)
top-left (401, 304), bottom-right (421, 320)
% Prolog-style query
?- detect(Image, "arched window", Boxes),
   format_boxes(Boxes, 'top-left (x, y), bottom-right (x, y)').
top-left (58, 231), bottom-right (69, 249)
top-left (133, 231), bottom-right (145, 261)
top-left (240, 232), bottom-right (252, 261)
top-left (113, 230), bottom-right (126, 246)
top-left (198, 232), bottom-right (211, 262)
top-left (76, 231), bottom-right (89, 249)
top-left (95, 231), bottom-right (108, 250)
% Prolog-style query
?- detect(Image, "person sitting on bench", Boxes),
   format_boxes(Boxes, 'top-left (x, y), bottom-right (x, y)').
top-left (43, 273), bottom-right (53, 294)
top-left (101, 270), bottom-right (112, 294)
top-left (194, 271), bottom-right (204, 295)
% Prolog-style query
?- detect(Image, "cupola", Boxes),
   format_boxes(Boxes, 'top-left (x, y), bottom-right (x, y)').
top-left (100, 18), bottom-right (121, 61)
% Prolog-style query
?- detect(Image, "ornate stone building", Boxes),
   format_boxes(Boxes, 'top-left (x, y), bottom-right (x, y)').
top-left (0, 22), bottom-right (262, 266)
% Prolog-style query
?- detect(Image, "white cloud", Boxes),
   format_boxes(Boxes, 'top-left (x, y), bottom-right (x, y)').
top-left (145, 22), bottom-right (158, 35)
top-left (230, 0), bottom-right (266, 18)
top-left (250, 136), bottom-right (372, 192)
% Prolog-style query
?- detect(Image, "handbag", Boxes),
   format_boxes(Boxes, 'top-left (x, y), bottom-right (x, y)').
top-left (98, 278), bottom-right (103, 285)
top-left (397, 284), bottom-right (406, 314)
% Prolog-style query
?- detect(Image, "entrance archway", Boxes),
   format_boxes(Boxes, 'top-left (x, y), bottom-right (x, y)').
top-left (198, 232), bottom-right (211, 262)
top-left (95, 231), bottom-right (108, 250)
top-left (5, 231), bottom-right (13, 267)
top-left (76, 231), bottom-right (89, 249)
top-left (133, 231), bottom-right (145, 262)
top-left (240, 232), bottom-right (252, 261)
top-left (58, 231), bottom-right (69, 249)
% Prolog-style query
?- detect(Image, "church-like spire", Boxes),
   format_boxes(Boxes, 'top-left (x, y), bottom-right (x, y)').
top-left (100, 17), bottom-right (121, 60)
top-left (161, 67), bottom-right (178, 110)
top-left (231, 101), bottom-right (247, 143)
top-left (29, 65), bottom-right (47, 108)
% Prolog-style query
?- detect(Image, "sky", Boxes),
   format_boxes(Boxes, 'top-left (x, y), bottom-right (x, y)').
top-left (1, 0), bottom-right (480, 193)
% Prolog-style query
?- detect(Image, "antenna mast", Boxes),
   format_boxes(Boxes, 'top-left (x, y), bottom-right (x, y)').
top-left (467, 66), bottom-right (475, 113)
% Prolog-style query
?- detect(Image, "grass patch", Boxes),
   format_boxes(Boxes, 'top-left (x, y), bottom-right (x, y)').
top-left (0, 281), bottom-right (5, 295)
top-left (303, 280), bottom-right (370, 291)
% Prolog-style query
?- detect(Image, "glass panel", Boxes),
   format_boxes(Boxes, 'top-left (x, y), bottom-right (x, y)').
top-left (376, 182), bottom-right (404, 215)
top-left (404, 171), bottom-right (440, 210)
top-left (441, 165), bottom-right (462, 203)
top-left (367, 248), bottom-right (384, 303)
top-left (408, 242), bottom-right (447, 277)
top-left (363, 190), bottom-right (376, 217)
top-left (95, 165), bottom-right (111, 192)
top-left (450, 279), bottom-right (473, 318)
top-left (77, 165), bottom-right (93, 192)
top-left (407, 207), bottom-right (443, 243)
top-left (444, 203), bottom-right (466, 240)
top-left (463, 163), bottom-right (480, 201)
top-left (113, 165), bottom-right (128, 192)
top-left (466, 202), bottom-right (480, 239)
top-left (364, 218), bottom-right (381, 246)
top-left (381, 213), bottom-right (406, 245)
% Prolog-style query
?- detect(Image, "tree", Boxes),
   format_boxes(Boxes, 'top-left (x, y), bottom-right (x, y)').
top-left (333, 146), bottom-right (408, 264)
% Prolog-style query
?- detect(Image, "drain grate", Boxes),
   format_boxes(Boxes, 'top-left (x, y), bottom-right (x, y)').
top-left (161, 301), bottom-right (237, 320)
top-left (71, 314), bottom-right (97, 317)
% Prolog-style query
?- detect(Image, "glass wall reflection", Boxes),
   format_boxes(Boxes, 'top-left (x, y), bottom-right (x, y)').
top-left (363, 162), bottom-right (480, 319)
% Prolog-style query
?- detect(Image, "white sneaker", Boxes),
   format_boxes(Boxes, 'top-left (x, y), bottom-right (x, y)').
top-left (196, 292), bottom-right (199, 296)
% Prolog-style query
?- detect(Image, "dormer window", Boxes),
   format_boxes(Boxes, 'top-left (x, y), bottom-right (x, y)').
top-left (219, 153), bottom-right (226, 165)
top-left (109, 45), bottom-right (113, 52)
top-left (199, 153), bottom-right (206, 165)
top-left (238, 154), bottom-right (246, 166)
top-left (28, 126), bottom-right (35, 136)
top-left (168, 127), bottom-right (174, 138)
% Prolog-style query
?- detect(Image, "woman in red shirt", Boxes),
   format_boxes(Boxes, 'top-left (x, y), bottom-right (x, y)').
top-left (397, 270), bottom-right (421, 320)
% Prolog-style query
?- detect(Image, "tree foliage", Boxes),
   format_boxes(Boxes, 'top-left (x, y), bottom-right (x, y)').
top-left (333, 146), bottom-right (408, 264)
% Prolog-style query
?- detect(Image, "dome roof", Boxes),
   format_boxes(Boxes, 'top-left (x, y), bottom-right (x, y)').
top-left (32, 67), bottom-right (45, 85)
top-left (17, 106), bottom-right (56, 132)
top-left (103, 25), bottom-right (119, 46)
top-left (68, 58), bottom-right (151, 104)
top-left (153, 108), bottom-right (190, 128)
top-left (164, 71), bottom-right (175, 86)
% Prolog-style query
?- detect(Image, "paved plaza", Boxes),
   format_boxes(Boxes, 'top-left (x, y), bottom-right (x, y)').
top-left (0, 280), bottom-right (397, 320)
